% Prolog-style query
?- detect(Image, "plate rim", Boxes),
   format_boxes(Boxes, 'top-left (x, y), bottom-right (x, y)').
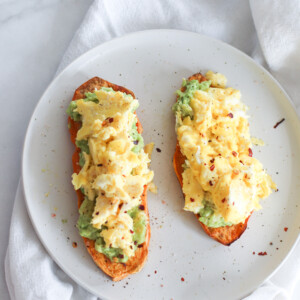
top-left (22, 28), bottom-right (300, 299)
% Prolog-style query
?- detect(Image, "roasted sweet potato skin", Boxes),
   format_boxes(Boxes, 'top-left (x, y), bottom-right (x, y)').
top-left (173, 73), bottom-right (250, 246)
top-left (68, 77), bottom-right (150, 281)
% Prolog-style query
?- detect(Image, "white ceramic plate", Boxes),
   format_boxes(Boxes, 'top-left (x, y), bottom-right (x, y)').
top-left (22, 30), bottom-right (300, 299)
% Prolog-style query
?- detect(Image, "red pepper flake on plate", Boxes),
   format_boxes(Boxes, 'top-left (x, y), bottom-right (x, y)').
top-left (51, 213), bottom-right (56, 218)
top-left (284, 227), bottom-right (288, 232)
top-left (210, 164), bottom-right (215, 171)
top-left (72, 242), bottom-right (77, 248)
top-left (181, 277), bottom-right (185, 282)
top-left (227, 113), bottom-right (234, 118)
top-left (273, 118), bottom-right (285, 129)
top-left (258, 251), bottom-right (267, 256)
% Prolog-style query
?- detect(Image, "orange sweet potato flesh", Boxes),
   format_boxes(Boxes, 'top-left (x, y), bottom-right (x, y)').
top-left (68, 77), bottom-right (150, 281)
top-left (173, 73), bottom-right (250, 246)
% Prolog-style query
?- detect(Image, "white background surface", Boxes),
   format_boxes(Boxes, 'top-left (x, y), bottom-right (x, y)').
top-left (2, 1), bottom-right (300, 299)
top-left (0, 1), bottom-right (92, 298)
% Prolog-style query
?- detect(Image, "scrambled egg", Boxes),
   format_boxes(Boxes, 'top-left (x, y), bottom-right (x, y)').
top-left (176, 71), bottom-right (276, 225)
top-left (72, 89), bottom-right (154, 257)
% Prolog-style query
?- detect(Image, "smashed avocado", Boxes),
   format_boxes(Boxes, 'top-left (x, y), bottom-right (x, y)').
top-left (76, 139), bottom-right (90, 154)
top-left (95, 237), bottom-right (128, 263)
top-left (76, 139), bottom-right (89, 167)
top-left (130, 122), bottom-right (144, 153)
top-left (66, 91), bottom-right (99, 121)
top-left (128, 206), bottom-right (147, 246)
top-left (199, 200), bottom-right (232, 228)
top-left (77, 198), bottom-right (147, 262)
top-left (172, 79), bottom-right (211, 118)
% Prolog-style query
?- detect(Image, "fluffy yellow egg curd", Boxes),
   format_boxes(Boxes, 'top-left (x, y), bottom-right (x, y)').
top-left (173, 71), bottom-right (276, 228)
top-left (68, 88), bottom-right (154, 261)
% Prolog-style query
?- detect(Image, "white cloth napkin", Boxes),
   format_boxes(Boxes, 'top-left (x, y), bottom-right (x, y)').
top-left (5, 0), bottom-right (300, 299)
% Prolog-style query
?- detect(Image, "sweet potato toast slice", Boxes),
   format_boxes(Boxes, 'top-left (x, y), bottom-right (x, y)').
top-left (173, 73), bottom-right (250, 246)
top-left (68, 77), bottom-right (150, 281)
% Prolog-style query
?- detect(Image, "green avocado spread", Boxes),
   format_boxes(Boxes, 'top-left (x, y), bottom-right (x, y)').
top-left (77, 194), bottom-right (147, 262)
top-left (130, 122), bottom-right (144, 153)
top-left (172, 79), bottom-right (211, 119)
top-left (199, 200), bottom-right (232, 228)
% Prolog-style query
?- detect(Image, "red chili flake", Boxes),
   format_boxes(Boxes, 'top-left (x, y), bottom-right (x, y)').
top-left (118, 254), bottom-right (124, 259)
top-left (190, 198), bottom-right (195, 202)
top-left (124, 211), bottom-right (127, 213)
top-left (258, 251), bottom-right (267, 256)
top-left (223, 277), bottom-right (226, 281)
top-left (222, 198), bottom-right (226, 203)
top-left (108, 117), bottom-right (114, 123)
top-left (273, 118), bottom-right (285, 129)
top-left (72, 242), bottom-right (77, 248)
top-left (181, 277), bottom-right (185, 282)
top-left (232, 151), bottom-right (237, 157)
top-left (156, 148), bottom-right (162, 153)
top-left (253, 252), bottom-right (255, 255)
top-left (239, 160), bottom-right (244, 165)
top-left (210, 158), bottom-right (215, 163)
top-left (227, 113), bottom-right (234, 118)
top-left (138, 244), bottom-right (143, 248)
top-left (210, 164), bottom-right (215, 171)
top-left (95, 211), bottom-right (99, 215)
top-left (122, 236), bottom-right (124, 240)
top-left (248, 148), bottom-right (253, 157)
top-left (270, 242), bottom-right (273, 245)
top-left (130, 230), bottom-right (134, 234)
top-left (154, 270), bottom-right (157, 274)
top-left (209, 180), bottom-right (213, 186)
top-left (51, 213), bottom-right (56, 218)
top-left (139, 205), bottom-right (145, 210)
top-left (284, 227), bottom-right (288, 232)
